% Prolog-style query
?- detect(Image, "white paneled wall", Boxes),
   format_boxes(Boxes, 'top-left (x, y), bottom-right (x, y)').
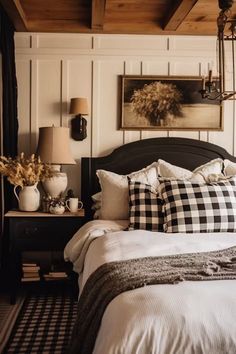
top-left (15, 33), bottom-right (236, 197)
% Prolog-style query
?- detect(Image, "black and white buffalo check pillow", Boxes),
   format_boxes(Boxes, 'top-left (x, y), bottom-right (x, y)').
top-left (128, 179), bottom-right (164, 231)
top-left (158, 177), bottom-right (236, 233)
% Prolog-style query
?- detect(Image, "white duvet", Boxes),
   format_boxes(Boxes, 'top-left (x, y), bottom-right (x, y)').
top-left (64, 220), bottom-right (236, 354)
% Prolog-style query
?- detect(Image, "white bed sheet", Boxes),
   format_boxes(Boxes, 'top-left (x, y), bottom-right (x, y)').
top-left (64, 220), bottom-right (236, 354)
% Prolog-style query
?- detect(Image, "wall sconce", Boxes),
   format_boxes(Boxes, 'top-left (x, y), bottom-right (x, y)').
top-left (69, 97), bottom-right (89, 141)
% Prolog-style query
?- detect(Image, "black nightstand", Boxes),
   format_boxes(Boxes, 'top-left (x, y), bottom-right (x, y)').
top-left (4, 210), bottom-right (85, 304)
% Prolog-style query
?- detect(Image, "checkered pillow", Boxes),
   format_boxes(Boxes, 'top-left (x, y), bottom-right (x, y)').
top-left (158, 177), bottom-right (236, 233)
top-left (128, 179), bottom-right (164, 231)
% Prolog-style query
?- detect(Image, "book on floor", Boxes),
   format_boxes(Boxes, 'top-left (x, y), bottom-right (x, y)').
top-left (22, 266), bottom-right (40, 271)
top-left (23, 272), bottom-right (40, 278)
top-left (49, 272), bottom-right (67, 277)
top-left (22, 262), bottom-right (40, 281)
top-left (43, 272), bottom-right (68, 280)
top-left (21, 277), bottom-right (40, 282)
top-left (22, 262), bottom-right (38, 267)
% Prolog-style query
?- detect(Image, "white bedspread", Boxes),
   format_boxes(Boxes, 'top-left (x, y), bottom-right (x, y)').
top-left (64, 220), bottom-right (236, 354)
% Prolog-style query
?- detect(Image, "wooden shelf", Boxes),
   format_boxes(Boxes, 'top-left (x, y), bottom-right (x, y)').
top-left (5, 209), bottom-right (85, 218)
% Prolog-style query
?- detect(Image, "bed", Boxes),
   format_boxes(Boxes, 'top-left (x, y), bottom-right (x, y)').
top-left (64, 137), bottom-right (236, 354)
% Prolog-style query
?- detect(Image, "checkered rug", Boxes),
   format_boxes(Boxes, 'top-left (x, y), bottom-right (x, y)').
top-left (4, 285), bottom-right (78, 353)
top-left (0, 293), bottom-right (24, 353)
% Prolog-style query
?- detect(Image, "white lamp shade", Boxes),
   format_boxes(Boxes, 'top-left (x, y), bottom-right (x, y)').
top-left (37, 126), bottom-right (75, 165)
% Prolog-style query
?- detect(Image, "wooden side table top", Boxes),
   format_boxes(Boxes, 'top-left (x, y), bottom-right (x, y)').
top-left (5, 209), bottom-right (85, 218)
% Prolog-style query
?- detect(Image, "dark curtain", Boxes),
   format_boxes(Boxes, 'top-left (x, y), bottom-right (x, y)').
top-left (0, 5), bottom-right (18, 212)
top-left (0, 5), bottom-right (18, 273)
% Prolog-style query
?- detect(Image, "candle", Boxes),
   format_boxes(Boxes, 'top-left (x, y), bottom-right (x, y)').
top-left (209, 70), bottom-right (213, 83)
top-left (202, 77), bottom-right (206, 90)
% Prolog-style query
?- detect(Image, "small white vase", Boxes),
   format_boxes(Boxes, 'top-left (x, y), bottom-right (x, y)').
top-left (14, 184), bottom-right (40, 211)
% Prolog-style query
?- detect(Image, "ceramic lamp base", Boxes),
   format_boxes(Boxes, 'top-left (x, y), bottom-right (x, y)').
top-left (42, 172), bottom-right (68, 198)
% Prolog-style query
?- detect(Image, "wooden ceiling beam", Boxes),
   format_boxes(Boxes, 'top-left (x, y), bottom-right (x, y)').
top-left (163, 0), bottom-right (199, 31)
top-left (0, 0), bottom-right (28, 31)
top-left (91, 0), bottom-right (106, 30)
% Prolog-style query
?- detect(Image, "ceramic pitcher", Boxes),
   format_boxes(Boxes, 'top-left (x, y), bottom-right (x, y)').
top-left (14, 184), bottom-right (40, 211)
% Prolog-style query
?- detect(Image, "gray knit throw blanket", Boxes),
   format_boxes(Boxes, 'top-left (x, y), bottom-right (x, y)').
top-left (68, 246), bottom-right (236, 354)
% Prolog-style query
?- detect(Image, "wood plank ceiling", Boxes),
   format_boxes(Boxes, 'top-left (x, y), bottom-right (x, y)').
top-left (0, 0), bottom-right (236, 35)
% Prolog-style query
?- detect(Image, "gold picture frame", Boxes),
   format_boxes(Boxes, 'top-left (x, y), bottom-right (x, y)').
top-left (119, 75), bottom-right (223, 131)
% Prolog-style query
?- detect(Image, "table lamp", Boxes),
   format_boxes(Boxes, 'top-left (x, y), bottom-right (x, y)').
top-left (36, 126), bottom-right (75, 198)
top-left (69, 97), bottom-right (89, 141)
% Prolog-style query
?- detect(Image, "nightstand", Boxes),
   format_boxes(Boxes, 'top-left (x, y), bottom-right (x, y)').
top-left (4, 210), bottom-right (85, 304)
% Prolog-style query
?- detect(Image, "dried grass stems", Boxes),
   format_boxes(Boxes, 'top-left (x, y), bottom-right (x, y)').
top-left (0, 153), bottom-right (56, 187)
top-left (131, 81), bottom-right (183, 126)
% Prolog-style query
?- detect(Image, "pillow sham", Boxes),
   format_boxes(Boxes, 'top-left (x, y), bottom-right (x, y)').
top-left (128, 179), bottom-right (164, 231)
top-left (158, 177), bottom-right (236, 233)
top-left (96, 162), bottom-right (159, 220)
top-left (158, 159), bottom-right (193, 179)
top-left (158, 158), bottom-right (223, 182)
top-left (193, 158), bottom-right (223, 177)
top-left (224, 159), bottom-right (236, 176)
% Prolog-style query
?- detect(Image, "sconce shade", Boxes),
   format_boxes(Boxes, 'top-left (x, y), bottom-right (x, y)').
top-left (69, 98), bottom-right (89, 115)
top-left (37, 126), bottom-right (75, 164)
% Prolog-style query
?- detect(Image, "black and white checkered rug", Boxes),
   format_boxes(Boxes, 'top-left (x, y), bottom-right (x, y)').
top-left (4, 285), bottom-right (78, 353)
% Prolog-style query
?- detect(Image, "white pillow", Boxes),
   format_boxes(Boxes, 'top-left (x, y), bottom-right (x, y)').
top-left (224, 159), bottom-right (236, 176)
top-left (159, 173), bottom-right (205, 184)
top-left (158, 158), bottom-right (223, 183)
top-left (193, 158), bottom-right (223, 177)
top-left (96, 162), bottom-right (159, 220)
top-left (158, 159), bottom-right (193, 179)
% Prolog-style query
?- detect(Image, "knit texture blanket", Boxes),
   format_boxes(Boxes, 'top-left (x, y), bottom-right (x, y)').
top-left (68, 246), bottom-right (236, 354)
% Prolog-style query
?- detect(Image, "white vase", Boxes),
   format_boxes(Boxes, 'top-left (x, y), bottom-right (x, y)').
top-left (14, 184), bottom-right (40, 211)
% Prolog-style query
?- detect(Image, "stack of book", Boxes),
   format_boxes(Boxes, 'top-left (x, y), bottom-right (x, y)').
top-left (43, 271), bottom-right (68, 281)
top-left (21, 263), bottom-right (40, 282)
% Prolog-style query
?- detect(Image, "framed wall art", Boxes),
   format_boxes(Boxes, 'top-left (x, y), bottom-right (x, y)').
top-left (119, 75), bottom-right (222, 131)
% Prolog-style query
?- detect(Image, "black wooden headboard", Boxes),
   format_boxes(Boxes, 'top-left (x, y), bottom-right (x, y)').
top-left (81, 137), bottom-right (236, 220)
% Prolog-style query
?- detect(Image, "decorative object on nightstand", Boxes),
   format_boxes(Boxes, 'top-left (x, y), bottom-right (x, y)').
top-left (66, 197), bottom-right (83, 213)
top-left (14, 184), bottom-right (40, 212)
top-left (41, 194), bottom-right (52, 212)
top-left (69, 97), bottom-right (89, 141)
top-left (0, 153), bottom-right (55, 211)
top-left (49, 198), bottom-right (66, 215)
top-left (36, 126), bottom-right (76, 198)
top-left (65, 189), bottom-right (75, 204)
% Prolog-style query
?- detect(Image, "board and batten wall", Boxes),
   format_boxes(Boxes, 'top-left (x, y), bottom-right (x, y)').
top-left (15, 33), bottom-right (236, 197)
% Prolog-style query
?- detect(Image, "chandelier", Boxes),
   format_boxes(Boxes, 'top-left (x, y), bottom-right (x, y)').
top-left (199, 0), bottom-right (236, 101)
